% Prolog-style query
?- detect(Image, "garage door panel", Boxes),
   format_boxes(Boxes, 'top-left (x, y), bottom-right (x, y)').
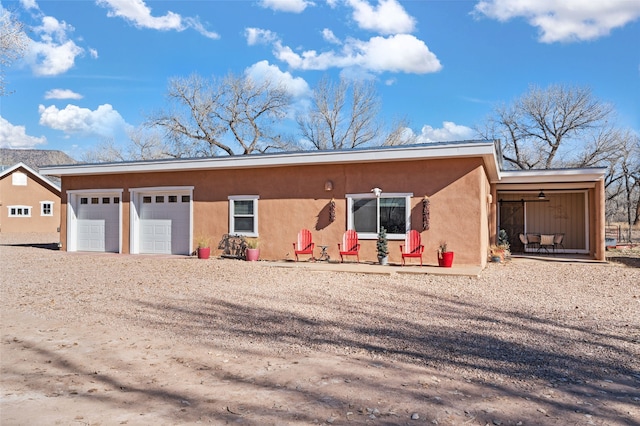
top-left (78, 219), bottom-right (105, 251)
top-left (139, 193), bottom-right (190, 255)
top-left (141, 219), bottom-right (172, 254)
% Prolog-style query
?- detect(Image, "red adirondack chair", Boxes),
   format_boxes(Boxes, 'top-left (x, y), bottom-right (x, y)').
top-left (338, 230), bottom-right (360, 263)
top-left (292, 229), bottom-right (315, 261)
top-left (400, 230), bottom-right (424, 266)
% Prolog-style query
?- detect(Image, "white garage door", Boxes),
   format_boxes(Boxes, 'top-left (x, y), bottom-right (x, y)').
top-left (139, 193), bottom-right (190, 255)
top-left (77, 195), bottom-right (120, 252)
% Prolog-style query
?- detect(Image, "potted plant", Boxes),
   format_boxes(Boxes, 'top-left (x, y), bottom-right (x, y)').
top-left (437, 242), bottom-right (454, 267)
top-left (489, 245), bottom-right (504, 262)
top-left (490, 229), bottom-right (511, 262)
top-left (377, 227), bottom-right (389, 265)
top-left (244, 237), bottom-right (260, 261)
top-left (196, 235), bottom-right (211, 260)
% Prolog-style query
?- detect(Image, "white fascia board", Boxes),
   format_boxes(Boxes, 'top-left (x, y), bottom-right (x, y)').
top-left (0, 162), bottom-right (61, 192)
top-left (496, 182), bottom-right (598, 191)
top-left (498, 168), bottom-right (606, 185)
top-left (39, 142), bottom-right (499, 179)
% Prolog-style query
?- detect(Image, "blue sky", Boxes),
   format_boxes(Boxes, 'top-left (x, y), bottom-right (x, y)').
top-left (1, 0), bottom-right (639, 159)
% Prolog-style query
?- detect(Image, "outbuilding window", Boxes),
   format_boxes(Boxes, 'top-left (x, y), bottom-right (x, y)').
top-left (41, 201), bottom-right (54, 216)
top-left (228, 195), bottom-right (259, 237)
top-left (346, 193), bottom-right (412, 239)
top-left (8, 205), bottom-right (31, 217)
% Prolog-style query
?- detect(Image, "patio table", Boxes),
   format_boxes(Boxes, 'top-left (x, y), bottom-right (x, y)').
top-left (317, 245), bottom-right (330, 261)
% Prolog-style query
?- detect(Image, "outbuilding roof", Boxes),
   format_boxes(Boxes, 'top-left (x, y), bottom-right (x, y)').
top-left (0, 162), bottom-right (61, 193)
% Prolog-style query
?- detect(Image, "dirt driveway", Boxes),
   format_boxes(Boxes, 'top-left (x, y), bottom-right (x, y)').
top-left (1, 237), bottom-right (639, 425)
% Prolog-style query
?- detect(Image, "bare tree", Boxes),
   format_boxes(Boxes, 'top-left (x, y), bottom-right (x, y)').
top-left (81, 127), bottom-right (171, 163)
top-left (1, 8), bottom-right (29, 96)
top-left (297, 76), bottom-right (384, 150)
top-left (604, 131), bottom-right (640, 238)
top-left (484, 84), bottom-right (615, 170)
top-left (381, 117), bottom-right (417, 146)
top-left (148, 73), bottom-right (291, 157)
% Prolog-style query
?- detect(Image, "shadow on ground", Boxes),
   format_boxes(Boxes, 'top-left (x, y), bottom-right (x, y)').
top-left (109, 291), bottom-right (640, 425)
top-left (0, 242), bottom-right (60, 250)
top-left (606, 247), bottom-right (640, 268)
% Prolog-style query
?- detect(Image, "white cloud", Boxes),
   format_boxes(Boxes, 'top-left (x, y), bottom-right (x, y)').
top-left (96, 0), bottom-right (182, 30)
top-left (0, 116), bottom-right (47, 149)
top-left (245, 60), bottom-right (310, 98)
top-left (322, 28), bottom-right (341, 44)
top-left (259, 0), bottom-right (313, 13)
top-left (415, 122), bottom-right (475, 143)
top-left (19, 0), bottom-right (39, 10)
top-left (245, 27), bottom-right (279, 46)
top-left (44, 89), bottom-right (83, 100)
top-left (27, 40), bottom-right (83, 76)
top-left (353, 34), bottom-right (441, 73)
top-left (184, 17), bottom-right (220, 39)
top-left (89, 48), bottom-right (98, 59)
top-left (96, 0), bottom-right (219, 38)
top-left (347, 0), bottom-right (416, 35)
top-left (38, 103), bottom-right (129, 137)
top-left (274, 34), bottom-right (442, 74)
top-left (474, 0), bottom-right (640, 43)
top-left (23, 15), bottom-right (84, 76)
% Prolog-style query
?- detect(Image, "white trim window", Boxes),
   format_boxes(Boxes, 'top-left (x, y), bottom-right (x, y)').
top-left (346, 193), bottom-right (412, 240)
top-left (8, 205), bottom-right (32, 217)
top-left (40, 201), bottom-right (54, 216)
top-left (228, 195), bottom-right (259, 237)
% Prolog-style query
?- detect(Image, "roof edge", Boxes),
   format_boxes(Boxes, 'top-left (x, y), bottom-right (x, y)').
top-left (40, 141), bottom-right (499, 178)
top-left (0, 162), bottom-right (61, 192)
top-left (498, 167), bottom-right (607, 184)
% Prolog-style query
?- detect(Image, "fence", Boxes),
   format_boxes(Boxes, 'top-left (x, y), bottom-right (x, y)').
top-left (606, 224), bottom-right (639, 244)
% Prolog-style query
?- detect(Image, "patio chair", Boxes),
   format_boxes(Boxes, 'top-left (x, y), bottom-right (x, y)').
top-left (526, 233), bottom-right (540, 251)
top-left (539, 234), bottom-right (555, 254)
top-left (292, 229), bottom-right (315, 261)
top-left (553, 233), bottom-right (565, 253)
top-left (518, 233), bottom-right (528, 252)
top-left (400, 230), bottom-right (424, 266)
top-left (338, 230), bottom-right (360, 263)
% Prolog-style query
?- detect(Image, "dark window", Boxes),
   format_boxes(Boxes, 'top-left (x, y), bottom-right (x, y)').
top-left (379, 197), bottom-right (406, 234)
top-left (351, 196), bottom-right (407, 235)
top-left (232, 200), bottom-right (255, 233)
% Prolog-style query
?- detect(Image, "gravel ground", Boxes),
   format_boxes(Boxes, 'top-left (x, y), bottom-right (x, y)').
top-left (1, 233), bottom-right (639, 425)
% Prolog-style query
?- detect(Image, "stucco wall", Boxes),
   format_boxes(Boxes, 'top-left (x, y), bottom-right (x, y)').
top-left (0, 168), bottom-right (61, 234)
top-left (592, 181), bottom-right (605, 261)
top-left (60, 157), bottom-right (491, 266)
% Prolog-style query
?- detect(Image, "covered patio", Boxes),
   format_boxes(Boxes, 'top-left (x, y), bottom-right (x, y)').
top-left (494, 168), bottom-right (607, 260)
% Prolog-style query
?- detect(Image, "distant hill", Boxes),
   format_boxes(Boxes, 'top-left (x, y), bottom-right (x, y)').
top-left (0, 149), bottom-right (78, 172)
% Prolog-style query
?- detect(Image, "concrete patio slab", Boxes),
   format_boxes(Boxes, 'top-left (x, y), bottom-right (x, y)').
top-left (262, 259), bottom-right (484, 277)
